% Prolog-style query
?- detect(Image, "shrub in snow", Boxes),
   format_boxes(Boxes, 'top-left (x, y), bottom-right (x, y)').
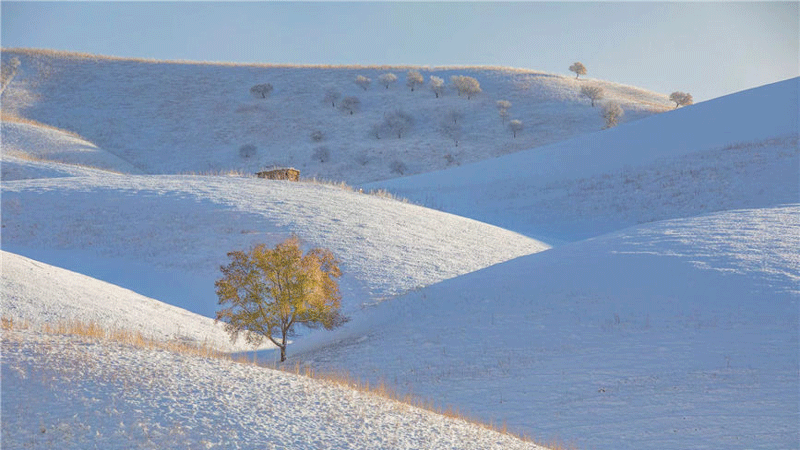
top-left (215, 237), bottom-right (348, 362)
top-left (340, 96), bottom-right (361, 115)
top-left (239, 144), bottom-right (257, 159)
top-left (509, 120), bottom-right (523, 138)
top-left (580, 85), bottom-right (604, 107)
top-left (669, 91), bottom-right (694, 109)
top-left (355, 75), bottom-right (371, 91)
top-left (384, 110), bottom-right (414, 139)
top-left (440, 120), bottom-right (462, 147)
top-left (601, 102), bottom-right (624, 128)
top-left (496, 100), bottom-right (512, 124)
top-left (310, 130), bottom-right (324, 142)
top-left (250, 83), bottom-right (273, 99)
top-left (324, 88), bottom-right (341, 108)
top-left (312, 146), bottom-right (331, 163)
top-left (389, 160), bottom-right (408, 175)
top-left (429, 76), bottom-right (445, 98)
top-left (569, 62), bottom-right (587, 79)
top-left (406, 70), bottom-right (424, 91)
top-left (450, 75), bottom-right (481, 99)
top-left (378, 73), bottom-right (398, 89)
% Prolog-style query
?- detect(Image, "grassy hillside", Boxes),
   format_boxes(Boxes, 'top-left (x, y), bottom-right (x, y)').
top-left (2, 48), bottom-right (672, 183)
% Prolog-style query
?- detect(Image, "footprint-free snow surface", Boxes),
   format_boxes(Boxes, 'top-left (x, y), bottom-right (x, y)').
top-left (300, 205), bottom-right (799, 450)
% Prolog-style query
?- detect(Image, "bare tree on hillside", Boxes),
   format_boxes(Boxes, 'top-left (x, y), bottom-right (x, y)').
top-left (384, 110), bottom-right (414, 138)
top-left (440, 119), bottom-right (462, 147)
top-left (451, 75), bottom-right (481, 99)
top-left (446, 110), bottom-right (464, 125)
top-left (509, 120), bottom-right (523, 138)
top-left (340, 96), bottom-right (361, 115)
top-left (569, 62), bottom-right (587, 79)
top-left (496, 100), bottom-right (512, 124)
top-left (250, 83), bottom-right (274, 99)
top-left (390, 160), bottom-right (408, 175)
top-left (429, 76), bottom-right (445, 98)
top-left (324, 88), bottom-right (341, 108)
top-left (669, 91), bottom-right (694, 108)
top-left (406, 70), bottom-right (424, 91)
top-left (378, 73), bottom-right (398, 89)
top-left (355, 75), bottom-right (371, 91)
top-left (580, 85), bottom-right (604, 107)
top-left (601, 102), bottom-right (624, 128)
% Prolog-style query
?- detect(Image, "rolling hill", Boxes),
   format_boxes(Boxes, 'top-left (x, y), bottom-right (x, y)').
top-left (1, 49), bottom-right (797, 449)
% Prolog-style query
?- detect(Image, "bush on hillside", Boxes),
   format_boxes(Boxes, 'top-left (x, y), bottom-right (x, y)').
top-left (384, 110), bottom-right (414, 139)
top-left (250, 83), bottom-right (274, 99)
top-left (324, 87), bottom-right (341, 108)
top-left (601, 102), bottom-right (624, 128)
top-left (496, 100), bottom-right (512, 124)
top-left (580, 85), bottom-right (604, 107)
top-left (450, 75), bottom-right (481, 99)
top-left (406, 70), bottom-right (424, 91)
top-left (509, 120), bottom-right (523, 138)
top-left (355, 75), bottom-right (371, 91)
top-left (390, 160), bottom-right (408, 175)
top-left (429, 76), bottom-right (445, 98)
top-left (378, 73), bottom-right (398, 89)
top-left (310, 130), bottom-right (324, 142)
top-left (340, 96), bottom-right (361, 115)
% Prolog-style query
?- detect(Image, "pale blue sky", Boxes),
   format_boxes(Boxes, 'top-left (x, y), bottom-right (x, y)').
top-left (2, 2), bottom-right (797, 102)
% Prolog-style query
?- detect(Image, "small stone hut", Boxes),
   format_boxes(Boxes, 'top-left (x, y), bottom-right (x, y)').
top-left (256, 167), bottom-right (300, 181)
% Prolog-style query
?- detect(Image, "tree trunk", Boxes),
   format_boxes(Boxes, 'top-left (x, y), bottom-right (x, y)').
top-left (280, 330), bottom-right (287, 362)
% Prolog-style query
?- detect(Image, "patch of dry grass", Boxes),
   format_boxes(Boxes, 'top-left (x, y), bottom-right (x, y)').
top-left (2, 315), bottom-right (572, 448)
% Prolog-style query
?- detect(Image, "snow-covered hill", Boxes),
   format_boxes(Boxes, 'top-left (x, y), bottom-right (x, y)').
top-left (1, 119), bottom-right (142, 179)
top-left (368, 77), bottom-right (799, 242)
top-left (1, 251), bottom-right (263, 352)
top-left (2, 328), bottom-right (545, 450)
top-left (1, 49), bottom-right (797, 450)
top-left (300, 205), bottom-right (799, 450)
top-left (1, 175), bottom-right (547, 318)
top-left (1, 48), bottom-right (671, 183)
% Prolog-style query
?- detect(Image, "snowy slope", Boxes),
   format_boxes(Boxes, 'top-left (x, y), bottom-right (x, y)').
top-left (1, 119), bottom-right (143, 179)
top-left (1, 251), bottom-right (265, 352)
top-left (1, 49), bottom-right (671, 183)
top-left (1, 175), bottom-right (547, 319)
top-left (2, 328), bottom-right (545, 450)
top-left (299, 205), bottom-right (799, 450)
top-left (368, 78), bottom-right (799, 241)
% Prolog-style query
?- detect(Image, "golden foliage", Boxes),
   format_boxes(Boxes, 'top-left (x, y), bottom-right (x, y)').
top-left (215, 236), bottom-right (347, 361)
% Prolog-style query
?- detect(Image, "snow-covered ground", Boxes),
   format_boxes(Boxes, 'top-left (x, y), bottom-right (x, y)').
top-left (299, 205), bottom-right (799, 450)
top-left (1, 48), bottom-right (671, 183)
top-left (367, 78), bottom-right (799, 241)
top-left (1, 49), bottom-right (797, 450)
top-left (2, 328), bottom-right (545, 450)
top-left (1, 251), bottom-right (264, 352)
top-left (1, 174), bottom-right (547, 317)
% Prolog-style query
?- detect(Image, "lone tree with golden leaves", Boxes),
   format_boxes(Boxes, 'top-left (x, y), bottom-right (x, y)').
top-left (215, 237), bottom-right (347, 362)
